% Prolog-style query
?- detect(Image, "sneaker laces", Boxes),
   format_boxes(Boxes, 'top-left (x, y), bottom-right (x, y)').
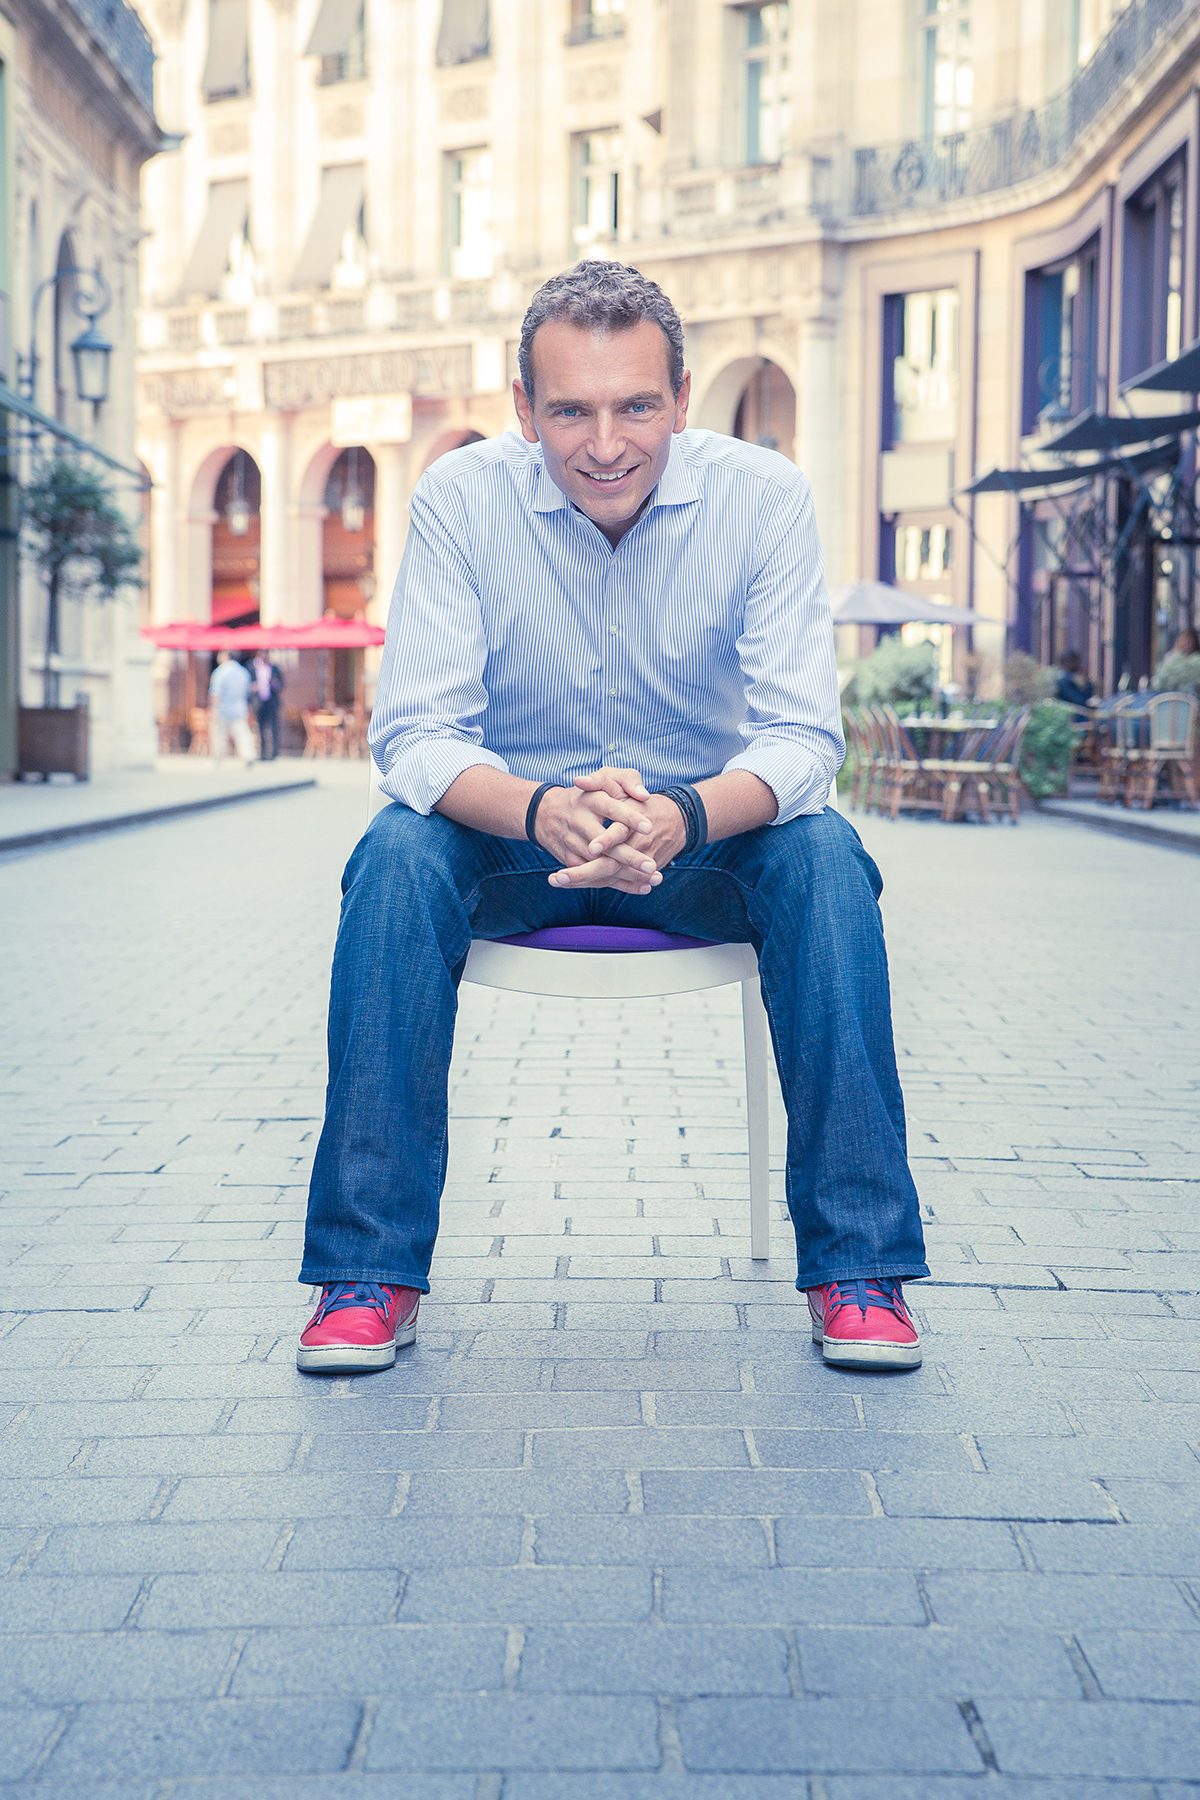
top-left (825, 1277), bottom-right (909, 1324)
top-left (311, 1281), bottom-right (396, 1325)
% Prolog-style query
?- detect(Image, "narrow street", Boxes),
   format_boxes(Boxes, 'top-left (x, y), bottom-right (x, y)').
top-left (1, 786), bottom-right (1198, 1794)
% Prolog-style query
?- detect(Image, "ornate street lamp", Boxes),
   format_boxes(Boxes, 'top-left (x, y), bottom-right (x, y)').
top-left (19, 265), bottom-right (114, 409)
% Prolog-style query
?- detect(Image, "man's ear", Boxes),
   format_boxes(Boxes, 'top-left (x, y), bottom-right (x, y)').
top-left (513, 378), bottom-right (539, 445)
top-left (673, 369), bottom-right (692, 433)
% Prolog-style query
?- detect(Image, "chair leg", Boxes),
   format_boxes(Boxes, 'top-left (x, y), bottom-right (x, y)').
top-left (741, 974), bottom-right (771, 1261)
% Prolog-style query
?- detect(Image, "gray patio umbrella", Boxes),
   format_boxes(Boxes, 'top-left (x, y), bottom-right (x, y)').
top-left (828, 580), bottom-right (981, 626)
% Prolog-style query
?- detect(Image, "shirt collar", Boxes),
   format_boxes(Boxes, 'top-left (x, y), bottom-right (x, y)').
top-left (531, 433), bottom-right (700, 517)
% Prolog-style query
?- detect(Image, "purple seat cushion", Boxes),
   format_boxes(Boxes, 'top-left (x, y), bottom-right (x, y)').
top-left (494, 925), bottom-right (720, 954)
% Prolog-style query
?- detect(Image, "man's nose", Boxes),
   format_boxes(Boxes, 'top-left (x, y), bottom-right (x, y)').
top-left (586, 411), bottom-right (624, 464)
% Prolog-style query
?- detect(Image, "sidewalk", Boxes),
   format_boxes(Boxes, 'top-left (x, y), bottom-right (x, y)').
top-left (0, 756), bottom-right (369, 853)
top-left (1042, 794), bottom-right (1200, 853)
top-left (1, 795), bottom-right (1198, 1793)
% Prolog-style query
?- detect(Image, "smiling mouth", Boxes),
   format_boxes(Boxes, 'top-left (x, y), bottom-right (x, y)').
top-left (579, 467), bottom-right (637, 487)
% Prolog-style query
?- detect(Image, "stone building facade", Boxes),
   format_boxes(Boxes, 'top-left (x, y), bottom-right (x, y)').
top-left (7, 0), bottom-right (160, 773)
top-left (137, 0), bottom-right (1200, 711)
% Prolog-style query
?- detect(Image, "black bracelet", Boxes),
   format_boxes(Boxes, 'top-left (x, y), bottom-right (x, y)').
top-left (525, 782), bottom-right (558, 844)
top-left (659, 783), bottom-right (709, 855)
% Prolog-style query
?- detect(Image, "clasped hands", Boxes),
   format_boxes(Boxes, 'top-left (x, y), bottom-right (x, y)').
top-left (535, 767), bottom-right (687, 895)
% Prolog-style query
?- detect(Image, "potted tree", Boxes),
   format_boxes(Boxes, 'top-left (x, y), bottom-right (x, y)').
top-left (19, 457), bottom-right (142, 779)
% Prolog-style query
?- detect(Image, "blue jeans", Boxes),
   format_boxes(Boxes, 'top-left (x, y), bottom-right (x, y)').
top-left (299, 803), bottom-right (928, 1293)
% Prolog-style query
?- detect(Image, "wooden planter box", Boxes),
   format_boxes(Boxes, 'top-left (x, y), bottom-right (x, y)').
top-left (18, 704), bottom-right (90, 780)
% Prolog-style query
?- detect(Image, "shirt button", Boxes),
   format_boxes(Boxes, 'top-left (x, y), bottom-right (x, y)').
top-left (609, 625), bottom-right (618, 635)
top-left (608, 688), bottom-right (617, 697)
top-left (606, 743), bottom-right (616, 752)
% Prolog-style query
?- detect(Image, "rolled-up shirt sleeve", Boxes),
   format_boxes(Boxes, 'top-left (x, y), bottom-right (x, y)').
top-left (721, 471), bottom-right (845, 823)
top-left (367, 476), bottom-right (509, 813)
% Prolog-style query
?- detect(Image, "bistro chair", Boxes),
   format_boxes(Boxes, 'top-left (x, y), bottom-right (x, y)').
top-left (878, 705), bottom-right (946, 818)
top-left (1099, 694), bottom-right (1151, 802)
top-left (361, 765), bottom-right (813, 1261)
top-left (1122, 691), bottom-right (1198, 809)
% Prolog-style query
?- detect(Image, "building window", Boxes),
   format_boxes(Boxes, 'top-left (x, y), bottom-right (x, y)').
top-left (886, 288), bottom-right (959, 445)
top-left (573, 129), bottom-right (621, 249)
top-left (435, 0), bottom-right (489, 66)
top-left (1023, 237), bottom-right (1100, 432)
top-left (894, 523), bottom-right (952, 584)
top-left (305, 0), bottom-right (367, 84)
top-left (921, 0), bottom-right (972, 137)
top-left (740, 4), bottom-right (789, 166)
top-left (202, 0), bottom-right (250, 101)
top-left (567, 0), bottom-right (625, 45)
top-left (445, 148), bottom-right (493, 279)
top-left (1122, 155), bottom-right (1186, 379)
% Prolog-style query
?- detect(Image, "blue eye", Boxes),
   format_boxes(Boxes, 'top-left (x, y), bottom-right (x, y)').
top-left (629, 403), bottom-right (648, 414)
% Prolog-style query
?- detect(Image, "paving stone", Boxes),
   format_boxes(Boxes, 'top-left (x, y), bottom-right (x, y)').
top-left (519, 1624), bottom-right (792, 1693)
top-left (5, 783), bottom-right (1200, 1789)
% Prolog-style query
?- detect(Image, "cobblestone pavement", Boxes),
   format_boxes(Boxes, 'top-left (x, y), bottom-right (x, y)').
top-left (1, 789), bottom-right (1198, 1798)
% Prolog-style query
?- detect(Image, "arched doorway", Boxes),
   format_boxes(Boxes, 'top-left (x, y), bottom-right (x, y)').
top-left (422, 428), bottom-right (485, 472)
top-left (732, 360), bottom-right (796, 461)
top-left (323, 446), bottom-right (376, 708)
top-left (211, 449), bottom-right (261, 626)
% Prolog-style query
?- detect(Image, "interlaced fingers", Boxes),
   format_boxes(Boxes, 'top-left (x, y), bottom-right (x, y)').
top-left (825, 1277), bottom-right (908, 1324)
top-left (312, 1281), bottom-right (395, 1324)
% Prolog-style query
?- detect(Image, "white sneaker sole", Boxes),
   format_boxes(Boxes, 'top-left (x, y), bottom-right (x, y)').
top-left (296, 1312), bottom-right (418, 1374)
top-left (811, 1320), bottom-right (922, 1370)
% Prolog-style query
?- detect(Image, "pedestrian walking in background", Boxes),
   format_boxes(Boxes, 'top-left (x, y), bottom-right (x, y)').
top-left (296, 261), bottom-right (927, 1381)
top-left (209, 651), bottom-right (256, 768)
top-left (251, 650), bottom-right (285, 760)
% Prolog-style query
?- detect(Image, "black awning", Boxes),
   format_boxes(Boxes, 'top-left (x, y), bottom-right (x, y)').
top-left (1122, 338), bottom-right (1200, 394)
top-left (961, 442), bottom-right (1179, 499)
top-left (1038, 408), bottom-right (1200, 454)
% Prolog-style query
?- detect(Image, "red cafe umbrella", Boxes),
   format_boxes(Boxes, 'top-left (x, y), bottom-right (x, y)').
top-left (143, 617), bottom-right (386, 650)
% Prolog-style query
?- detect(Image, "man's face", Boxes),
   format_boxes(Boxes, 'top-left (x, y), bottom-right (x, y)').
top-left (514, 319), bottom-right (690, 534)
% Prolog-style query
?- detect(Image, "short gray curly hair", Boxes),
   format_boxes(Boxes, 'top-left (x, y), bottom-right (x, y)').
top-left (518, 260), bottom-right (685, 406)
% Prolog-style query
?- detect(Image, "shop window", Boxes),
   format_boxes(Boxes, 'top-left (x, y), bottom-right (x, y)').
top-left (1022, 236), bottom-right (1100, 432)
top-left (1122, 154), bottom-right (1186, 379)
top-left (884, 287), bottom-right (959, 446)
top-left (738, 4), bottom-right (789, 166)
top-left (921, 0), bottom-right (972, 137)
top-left (445, 147), bottom-right (493, 280)
top-left (573, 129), bottom-right (621, 249)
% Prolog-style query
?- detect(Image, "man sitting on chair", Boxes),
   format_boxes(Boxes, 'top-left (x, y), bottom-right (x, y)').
top-left (297, 262), bottom-right (928, 1376)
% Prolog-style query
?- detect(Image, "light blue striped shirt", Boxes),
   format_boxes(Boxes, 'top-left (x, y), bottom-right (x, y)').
top-left (369, 428), bottom-right (844, 825)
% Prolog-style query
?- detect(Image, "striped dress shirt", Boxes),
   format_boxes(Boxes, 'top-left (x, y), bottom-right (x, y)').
top-left (369, 427), bottom-right (845, 825)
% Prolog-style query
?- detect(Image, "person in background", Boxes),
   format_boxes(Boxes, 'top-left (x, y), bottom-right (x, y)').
top-left (1171, 628), bottom-right (1199, 657)
top-left (1055, 650), bottom-right (1094, 713)
top-left (252, 650), bottom-right (285, 760)
top-left (209, 650), bottom-right (255, 767)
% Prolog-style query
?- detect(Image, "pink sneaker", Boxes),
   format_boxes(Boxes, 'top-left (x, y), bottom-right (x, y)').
top-left (808, 1278), bottom-right (921, 1371)
top-left (297, 1281), bottom-right (420, 1374)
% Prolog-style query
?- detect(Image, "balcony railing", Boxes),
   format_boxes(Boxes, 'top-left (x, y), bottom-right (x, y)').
top-left (853, 0), bottom-right (1197, 216)
top-left (65, 0), bottom-right (156, 115)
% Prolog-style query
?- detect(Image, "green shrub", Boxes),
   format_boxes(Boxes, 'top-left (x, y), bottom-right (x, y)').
top-left (1003, 652), bottom-right (1057, 705)
top-left (1018, 700), bottom-right (1077, 799)
top-left (1152, 652), bottom-right (1200, 698)
top-left (845, 637), bottom-right (938, 710)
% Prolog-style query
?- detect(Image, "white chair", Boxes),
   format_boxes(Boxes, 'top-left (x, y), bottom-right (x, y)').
top-left (366, 769), bottom-right (778, 1257)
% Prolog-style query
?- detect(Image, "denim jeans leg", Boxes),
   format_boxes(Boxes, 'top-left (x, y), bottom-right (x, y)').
top-left (299, 803), bottom-right (563, 1290)
top-left (602, 808), bottom-right (928, 1290)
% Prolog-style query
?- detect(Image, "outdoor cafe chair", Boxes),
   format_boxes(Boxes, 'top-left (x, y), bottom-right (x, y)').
top-left (932, 707), bottom-right (1031, 825)
top-left (1121, 691), bottom-right (1198, 810)
top-left (878, 705), bottom-right (946, 819)
top-left (364, 764), bottom-right (801, 1260)
top-left (1099, 694), bottom-right (1151, 802)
